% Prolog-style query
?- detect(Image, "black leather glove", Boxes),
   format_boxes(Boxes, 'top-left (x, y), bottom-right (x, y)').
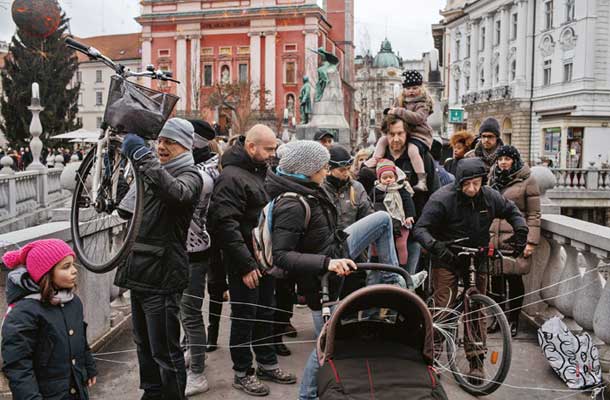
top-left (391, 218), bottom-right (402, 238)
top-left (506, 227), bottom-right (528, 257)
top-left (431, 240), bottom-right (457, 265)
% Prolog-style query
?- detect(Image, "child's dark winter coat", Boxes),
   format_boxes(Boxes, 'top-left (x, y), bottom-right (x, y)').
top-left (1, 269), bottom-right (97, 400)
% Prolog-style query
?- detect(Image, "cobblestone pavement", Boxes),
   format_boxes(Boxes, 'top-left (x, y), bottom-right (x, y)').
top-left (90, 304), bottom-right (594, 400)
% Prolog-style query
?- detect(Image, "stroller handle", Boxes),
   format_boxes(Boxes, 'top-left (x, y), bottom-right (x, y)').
top-left (320, 263), bottom-right (414, 304)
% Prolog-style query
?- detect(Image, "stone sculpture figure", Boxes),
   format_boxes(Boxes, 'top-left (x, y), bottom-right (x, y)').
top-left (299, 76), bottom-right (312, 124)
top-left (312, 47), bottom-right (339, 102)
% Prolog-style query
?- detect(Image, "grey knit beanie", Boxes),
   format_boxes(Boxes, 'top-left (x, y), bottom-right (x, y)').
top-left (277, 140), bottom-right (330, 177)
top-left (159, 118), bottom-right (194, 150)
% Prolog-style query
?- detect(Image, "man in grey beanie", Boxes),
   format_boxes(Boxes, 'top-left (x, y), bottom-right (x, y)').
top-left (118, 118), bottom-right (203, 400)
top-left (266, 140), bottom-right (427, 400)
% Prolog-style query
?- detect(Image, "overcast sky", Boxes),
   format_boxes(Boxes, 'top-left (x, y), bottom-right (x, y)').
top-left (0, 0), bottom-right (446, 60)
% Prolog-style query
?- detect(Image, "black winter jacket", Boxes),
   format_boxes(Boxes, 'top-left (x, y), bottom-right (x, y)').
top-left (266, 171), bottom-right (346, 310)
top-left (208, 138), bottom-right (269, 276)
top-left (413, 158), bottom-right (527, 269)
top-left (114, 153), bottom-right (202, 294)
top-left (1, 271), bottom-right (97, 400)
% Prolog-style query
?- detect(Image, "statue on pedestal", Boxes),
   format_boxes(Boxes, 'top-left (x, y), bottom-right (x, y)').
top-left (299, 76), bottom-right (312, 124)
top-left (312, 47), bottom-right (339, 102)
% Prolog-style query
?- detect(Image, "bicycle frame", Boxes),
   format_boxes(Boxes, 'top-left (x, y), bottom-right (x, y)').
top-left (91, 128), bottom-right (108, 200)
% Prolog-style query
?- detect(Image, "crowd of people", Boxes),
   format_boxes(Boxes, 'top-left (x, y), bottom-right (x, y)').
top-left (0, 70), bottom-right (540, 400)
top-left (0, 145), bottom-right (89, 170)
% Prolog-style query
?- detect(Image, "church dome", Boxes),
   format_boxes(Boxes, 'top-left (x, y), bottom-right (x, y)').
top-left (372, 38), bottom-right (400, 69)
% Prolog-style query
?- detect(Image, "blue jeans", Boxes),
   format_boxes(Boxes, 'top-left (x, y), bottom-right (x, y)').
top-left (406, 237), bottom-right (422, 275)
top-left (298, 211), bottom-right (400, 400)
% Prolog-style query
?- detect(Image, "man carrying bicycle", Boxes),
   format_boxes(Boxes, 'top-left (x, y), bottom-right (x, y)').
top-left (413, 158), bottom-right (528, 381)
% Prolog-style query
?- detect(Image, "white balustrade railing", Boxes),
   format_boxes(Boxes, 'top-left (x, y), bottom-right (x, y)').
top-left (523, 214), bottom-right (610, 371)
top-left (550, 167), bottom-right (610, 191)
top-left (0, 167), bottom-right (69, 223)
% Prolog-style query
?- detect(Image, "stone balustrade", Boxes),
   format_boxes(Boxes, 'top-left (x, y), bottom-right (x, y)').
top-left (550, 167), bottom-right (610, 191)
top-left (522, 213), bottom-right (610, 371)
top-left (0, 160), bottom-right (71, 234)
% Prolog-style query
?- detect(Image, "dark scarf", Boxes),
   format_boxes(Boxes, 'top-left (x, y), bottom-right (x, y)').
top-left (474, 143), bottom-right (498, 167)
top-left (490, 159), bottom-right (524, 191)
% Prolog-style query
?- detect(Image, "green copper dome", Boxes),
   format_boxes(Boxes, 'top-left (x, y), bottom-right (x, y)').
top-left (373, 38), bottom-right (400, 68)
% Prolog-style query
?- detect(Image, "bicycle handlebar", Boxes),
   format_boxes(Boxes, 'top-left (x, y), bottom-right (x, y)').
top-left (65, 37), bottom-right (180, 83)
top-left (320, 263), bottom-right (414, 305)
top-left (65, 37), bottom-right (90, 53)
top-left (446, 237), bottom-right (521, 258)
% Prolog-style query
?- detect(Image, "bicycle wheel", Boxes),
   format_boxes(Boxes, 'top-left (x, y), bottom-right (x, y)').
top-left (70, 137), bottom-right (143, 273)
top-left (446, 294), bottom-right (512, 396)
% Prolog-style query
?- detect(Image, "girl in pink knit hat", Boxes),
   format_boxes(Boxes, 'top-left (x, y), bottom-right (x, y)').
top-left (1, 239), bottom-right (97, 399)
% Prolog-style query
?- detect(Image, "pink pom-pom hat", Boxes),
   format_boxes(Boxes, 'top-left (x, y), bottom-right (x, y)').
top-left (2, 239), bottom-right (76, 283)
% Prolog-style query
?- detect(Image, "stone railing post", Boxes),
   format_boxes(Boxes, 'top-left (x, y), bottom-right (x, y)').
top-left (0, 156), bottom-right (14, 176)
top-left (54, 155), bottom-right (65, 170)
top-left (586, 162), bottom-right (599, 190)
top-left (36, 169), bottom-right (49, 208)
top-left (26, 83), bottom-right (46, 171)
top-left (531, 166), bottom-right (560, 214)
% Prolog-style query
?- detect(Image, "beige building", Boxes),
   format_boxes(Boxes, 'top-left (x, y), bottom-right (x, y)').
top-left (438, 0), bottom-right (610, 168)
top-left (73, 33), bottom-right (141, 132)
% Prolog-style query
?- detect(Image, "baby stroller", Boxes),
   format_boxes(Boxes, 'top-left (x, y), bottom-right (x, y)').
top-left (317, 264), bottom-right (448, 400)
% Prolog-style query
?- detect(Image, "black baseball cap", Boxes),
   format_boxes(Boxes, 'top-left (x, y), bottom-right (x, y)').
top-left (313, 129), bottom-right (335, 141)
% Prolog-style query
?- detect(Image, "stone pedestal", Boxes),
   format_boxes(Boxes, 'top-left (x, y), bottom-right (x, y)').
top-left (296, 68), bottom-right (350, 147)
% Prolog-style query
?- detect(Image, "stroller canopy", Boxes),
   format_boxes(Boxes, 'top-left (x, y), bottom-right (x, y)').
top-left (318, 284), bottom-right (435, 366)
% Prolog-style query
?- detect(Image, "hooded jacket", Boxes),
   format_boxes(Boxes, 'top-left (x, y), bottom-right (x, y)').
top-left (413, 158), bottom-right (528, 268)
top-left (488, 164), bottom-right (541, 250)
top-left (266, 171), bottom-right (346, 310)
top-left (114, 152), bottom-right (202, 293)
top-left (208, 137), bottom-right (269, 276)
top-left (1, 268), bottom-right (97, 400)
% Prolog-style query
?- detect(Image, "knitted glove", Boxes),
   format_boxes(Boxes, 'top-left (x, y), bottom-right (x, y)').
top-left (121, 134), bottom-right (151, 161)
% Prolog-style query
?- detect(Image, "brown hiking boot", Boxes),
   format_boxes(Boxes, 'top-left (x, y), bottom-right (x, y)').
top-left (233, 371), bottom-right (270, 397)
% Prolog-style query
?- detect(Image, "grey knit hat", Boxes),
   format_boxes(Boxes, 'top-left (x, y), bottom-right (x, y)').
top-left (159, 118), bottom-right (195, 150)
top-left (277, 140), bottom-right (330, 177)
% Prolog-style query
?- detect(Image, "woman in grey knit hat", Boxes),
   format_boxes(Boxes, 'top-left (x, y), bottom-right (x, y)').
top-left (265, 140), bottom-right (426, 400)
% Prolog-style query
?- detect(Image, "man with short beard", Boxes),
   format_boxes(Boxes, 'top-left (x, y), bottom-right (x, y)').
top-left (209, 125), bottom-right (296, 397)
top-left (465, 117), bottom-right (504, 171)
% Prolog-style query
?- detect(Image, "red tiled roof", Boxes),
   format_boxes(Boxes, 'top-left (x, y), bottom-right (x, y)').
top-left (0, 53), bottom-right (6, 69)
top-left (74, 33), bottom-right (141, 63)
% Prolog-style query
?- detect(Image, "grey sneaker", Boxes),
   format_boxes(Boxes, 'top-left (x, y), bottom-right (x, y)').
top-left (185, 371), bottom-right (209, 397)
top-left (410, 271), bottom-right (428, 290)
top-left (233, 372), bottom-right (270, 397)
